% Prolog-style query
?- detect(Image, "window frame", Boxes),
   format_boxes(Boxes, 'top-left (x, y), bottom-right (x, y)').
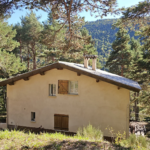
top-left (49, 84), bottom-right (56, 96)
top-left (31, 112), bottom-right (35, 122)
top-left (68, 81), bottom-right (78, 95)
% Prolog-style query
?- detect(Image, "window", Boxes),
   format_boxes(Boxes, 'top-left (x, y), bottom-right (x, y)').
top-left (54, 114), bottom-right (69, 131)
top-left (49, 84), bottom-right (56, 96)
top-left (58, 80), bottom-right (78, 95)
top-left (69, 81), bottom-right (78, 94)
top-left (31, 112), bottom-right (35, 121)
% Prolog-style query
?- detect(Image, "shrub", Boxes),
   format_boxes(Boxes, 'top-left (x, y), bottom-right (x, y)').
top-left (77, 124), bottom-right (103, 141)
top-left (120, 134), bottom-right (148, 149)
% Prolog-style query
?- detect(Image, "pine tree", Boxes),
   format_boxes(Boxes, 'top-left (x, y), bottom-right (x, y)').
top-left (13, 23), bottom-right (24, 62)
top-left (0, 50), bottom-right (26, 79)
top-left (20, 11), bottom-right (44, 70)
top-left (125, 37), bottom-right (143, 80)
top-left (41, 13), bottom-right (101, 67)
top-left (106, 27), bottom-right (131, 76)
top-left (0, 19), bottom-right (19, 51)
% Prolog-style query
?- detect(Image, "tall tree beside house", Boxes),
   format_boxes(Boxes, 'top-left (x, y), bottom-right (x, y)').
top-left (20, 11), bottom-right (44, 70)
top-left (13, 23), bottom-right (25, 63)
top-left (41, 12), bottom-right (101, 68)
top-left (125, 37), bottom-right (143, 81)
top-left (131, 25), bottom-right (150, 116)
top-left (106, 26), bottom-right (131, 76)
top-left (0, 18), bottom-right (26, 111)
top-left (0, 17), bottom-right (26, 77)
top-left (125, 38), bottom-right (143, 121)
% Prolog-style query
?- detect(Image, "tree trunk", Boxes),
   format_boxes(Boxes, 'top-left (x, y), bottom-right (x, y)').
top-left (121, 54), bottom-right (124, 76)
top-left (19, 40), bottom-right (22, 63)
top-left (134, 93), bottom-right (139, 121)
top-left (32, 43), bottom-right (36, 70)
top-left (27, 48), bottom-right (30, 71)
top-left (33, 51), bottom-right (36, 70)
top-left (121, 65), bottom-right (124, 76)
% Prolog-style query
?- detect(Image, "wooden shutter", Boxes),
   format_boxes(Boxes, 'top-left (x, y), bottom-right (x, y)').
top-left (54, 114), bottom-right (62, 130)
top-left (54, 114), bottom-right (69, 131)
top-left (58, 80), bottom-right (68, 94)
top-left (61, 116), bottom-right (69, 130)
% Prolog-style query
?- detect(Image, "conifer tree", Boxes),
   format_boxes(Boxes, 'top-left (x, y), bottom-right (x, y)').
top-left (0, 50), bottom-right (26, 79)
top-left (106, 27), bottom-right (131, 76)
top-left (20, 11), bottom-right (44, 70)
top-left (125, 37), bottom-right (143, 80)
top-left (0, 19), bottom-right (19, 51)
top-left (13, 24), bottom-right (24, 62)
top-left (41, 13), bottom-right (101, 67)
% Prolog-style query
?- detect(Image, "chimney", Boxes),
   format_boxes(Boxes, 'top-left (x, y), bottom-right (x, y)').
top-left (84, 55), bottom-right (97, 70)
top-left (84, 56), bottom-right (89, 68)
top-left (92, 57), bottom-right (97, 71)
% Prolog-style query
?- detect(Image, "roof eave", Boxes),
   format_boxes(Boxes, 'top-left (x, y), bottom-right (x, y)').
top-left (0, 63), bottom-right (141, 92)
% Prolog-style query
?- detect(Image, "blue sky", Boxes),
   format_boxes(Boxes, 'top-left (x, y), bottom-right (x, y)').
top-left (8, 0), bottom-right (143, 25)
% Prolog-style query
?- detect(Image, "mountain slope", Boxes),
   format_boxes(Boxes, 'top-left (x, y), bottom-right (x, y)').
top-left (84, 19), bottom-right (136, 68)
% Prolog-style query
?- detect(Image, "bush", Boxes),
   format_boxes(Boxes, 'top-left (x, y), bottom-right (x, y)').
top-left (128, 134), bottom-right (147, 148)
top-left (77, 124), bottom-right (103, 141)
top-left (119, 134), bottom-right (148, 149)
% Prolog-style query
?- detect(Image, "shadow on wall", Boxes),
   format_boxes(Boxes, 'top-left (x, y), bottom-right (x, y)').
top-left (0, 123), bottom-right (7, 130)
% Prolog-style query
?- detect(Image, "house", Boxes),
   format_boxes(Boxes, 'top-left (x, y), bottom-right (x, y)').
top-left (0, 55), bottom-right (141, 138)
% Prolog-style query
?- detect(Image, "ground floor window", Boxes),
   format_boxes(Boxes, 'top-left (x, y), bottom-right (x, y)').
top-left (54, 114), bottom-right (69, 131)
top-left (31, 112), bottom-right (35, 121)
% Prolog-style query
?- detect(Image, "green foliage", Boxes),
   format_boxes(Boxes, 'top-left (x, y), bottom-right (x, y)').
top-left (120, 134), bottom-right (148, 149)
top-left (77, 124), bottom-right (103, 142)
top-left (0, 50), bottom-right (26, 79)
top-left (84, 19), bottom-right (136, 69)
top-left (0, 18), bottom-right (19, 51)
top-left (106, 25), bottom-right (131, 76)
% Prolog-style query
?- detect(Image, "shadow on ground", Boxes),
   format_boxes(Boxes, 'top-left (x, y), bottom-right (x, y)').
top-left (20, 140), bottom-right (130, 150)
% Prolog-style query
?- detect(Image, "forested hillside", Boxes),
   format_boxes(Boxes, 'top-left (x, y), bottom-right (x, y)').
top-left (84, 19), bottom-right (136, 68)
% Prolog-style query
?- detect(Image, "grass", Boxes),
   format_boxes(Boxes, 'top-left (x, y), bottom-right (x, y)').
top-left (0, 130), bottom-right (109, 150)
top-left (0, 124), bottom-right (150, 150)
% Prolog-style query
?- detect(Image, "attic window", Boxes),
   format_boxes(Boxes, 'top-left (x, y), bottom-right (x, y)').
top-left (31, 112), bottom-right (35, 121)
top-left (49, 84), bottom-right (56, 96)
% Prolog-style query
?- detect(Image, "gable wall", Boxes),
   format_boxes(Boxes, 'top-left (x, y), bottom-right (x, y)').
top-left (7, 68), bottom-right (130, 137)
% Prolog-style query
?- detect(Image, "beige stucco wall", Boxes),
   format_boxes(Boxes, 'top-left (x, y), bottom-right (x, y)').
top-left (7, 68), bottom-right (130, 137)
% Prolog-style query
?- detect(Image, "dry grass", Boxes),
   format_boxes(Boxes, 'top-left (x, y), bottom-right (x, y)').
top-left (0, 130), bottom-right (111, 150)
top-left (0, 126), bottom-right (150, 150)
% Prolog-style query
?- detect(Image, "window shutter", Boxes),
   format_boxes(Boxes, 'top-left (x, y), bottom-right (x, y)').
top-left (61, 116), bottom-right (69, 130)
top-left (54, 115), bottom-right (62, 130)
top-left (58, 80), bottom-right (68, 94)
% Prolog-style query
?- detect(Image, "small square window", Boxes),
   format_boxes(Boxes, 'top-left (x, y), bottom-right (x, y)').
top-left (69, 81), bottom-right (78, 94)
top-left (31, 112), bottom-right (35, 121)
top-left (49, 84), bottom-right (56, 96)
